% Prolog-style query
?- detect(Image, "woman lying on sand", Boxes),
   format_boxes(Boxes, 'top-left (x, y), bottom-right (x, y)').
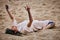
top-left (5, 5), bottom-right (55, 35)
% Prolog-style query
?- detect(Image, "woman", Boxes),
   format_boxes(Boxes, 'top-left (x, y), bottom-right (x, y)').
top-left (5, 5), bottom-right (55, 35)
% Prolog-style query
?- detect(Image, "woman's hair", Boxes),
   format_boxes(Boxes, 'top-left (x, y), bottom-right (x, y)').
top-left (5, 28), bottom-right (22, 36)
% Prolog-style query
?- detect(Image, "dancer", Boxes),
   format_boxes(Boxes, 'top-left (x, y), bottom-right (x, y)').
top-left (5, 5), bottom-right (55, 35)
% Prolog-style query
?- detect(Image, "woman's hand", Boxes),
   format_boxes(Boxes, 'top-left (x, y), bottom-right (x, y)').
top-left (24, 5), bottom-right (30, 11)
top-left (5, 5), bottom-right (9, 11)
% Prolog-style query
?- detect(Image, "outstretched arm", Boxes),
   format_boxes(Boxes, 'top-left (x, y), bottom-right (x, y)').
top-left (5, 5), bottom-right (15, 20)
top-left (25, 5), bottom-right (33, 27)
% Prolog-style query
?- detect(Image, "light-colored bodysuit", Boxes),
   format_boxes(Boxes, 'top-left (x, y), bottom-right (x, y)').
top-left (12, 19), bottom-right (54, 33)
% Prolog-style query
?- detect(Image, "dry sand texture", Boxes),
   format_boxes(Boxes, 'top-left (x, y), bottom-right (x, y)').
top-left (0, 0), bottom-right (60, 40)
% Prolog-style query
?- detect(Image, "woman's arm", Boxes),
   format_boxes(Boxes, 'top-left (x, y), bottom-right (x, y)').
top-left (27, 10), bottom-right (33, 27)
top-left (25, 5), bottom-right (33, 27)
top-left (5, 5), bottom-right (15, 20)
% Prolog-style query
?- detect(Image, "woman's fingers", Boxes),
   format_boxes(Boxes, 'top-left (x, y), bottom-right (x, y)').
top-left (24, 5), bottom-right (30, 11)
